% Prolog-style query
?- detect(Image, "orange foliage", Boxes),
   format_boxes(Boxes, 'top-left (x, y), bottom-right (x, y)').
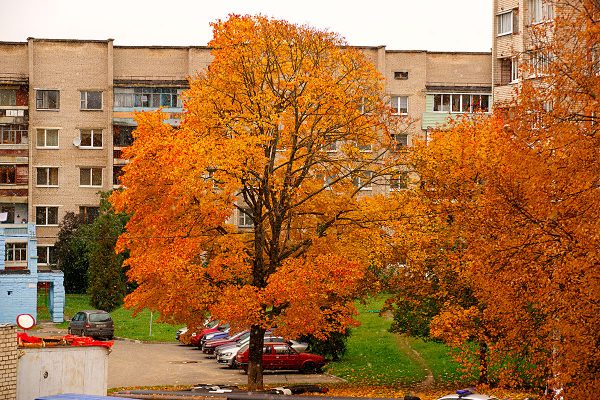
top-left (385, 2), bottom-right (599, 397)
top-left (110, 15), bottom-right (407, 389)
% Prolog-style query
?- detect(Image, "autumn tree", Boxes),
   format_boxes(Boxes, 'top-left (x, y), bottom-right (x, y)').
top-left (111, 15), bottom-right (406, 389)
top-left (385, 1), bottom-right (599, 397)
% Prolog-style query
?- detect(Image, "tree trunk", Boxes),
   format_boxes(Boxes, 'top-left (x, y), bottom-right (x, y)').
top-left (247, 325), bottom-right (266, 390)
top-left (478, 341), bottom-right (488, 385)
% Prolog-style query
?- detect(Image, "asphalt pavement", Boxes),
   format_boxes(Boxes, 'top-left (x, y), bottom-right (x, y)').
top-left (32, 323), bottom-right (345, 389)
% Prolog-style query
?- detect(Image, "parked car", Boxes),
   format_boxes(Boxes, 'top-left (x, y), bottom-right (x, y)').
top-left (215, 333), bottom-right (308, 368)
top-left (235, 342), bottom-right (326, 373)
top-left (68, 310), bottom-right (114, 340)
top-left (176, 326), bottom-right (188, 341)
top-left (190, 320), bottom-right (228, 347)
top-left (216, 336), bottom-right (286, 368)
top-left (436, 389), bottom-right (500, 400)
top-left (198, 328), bottom-right (230, 349)
top-left (203, 330), bottom-right (249, 354)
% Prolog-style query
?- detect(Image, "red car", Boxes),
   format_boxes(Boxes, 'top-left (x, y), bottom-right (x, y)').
top-left (235, 342), bottom-right (326, 373)
top-left (190, 320), bottom-right (227, 347)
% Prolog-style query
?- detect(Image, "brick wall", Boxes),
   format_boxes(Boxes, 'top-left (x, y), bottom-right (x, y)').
top-left (0, 324), bottom-right (17, 400)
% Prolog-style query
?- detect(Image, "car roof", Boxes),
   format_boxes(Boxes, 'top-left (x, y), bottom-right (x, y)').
top-left (81, 310), bottom-right (109, 314)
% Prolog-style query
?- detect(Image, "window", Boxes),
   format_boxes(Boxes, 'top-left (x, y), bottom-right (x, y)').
top-left (394, 71), bottom-right (409, 80)
top-left (238, 209), bottom-right (254, 228)
top-left (80, 167), bottom-right (103, 187)
top-left (434, 94), bottom-right (490, 113)
top-left (0, 206), bottom-right (15, 224)
top-left (0, 89), bottom-right (16, 106)
top-left (37, 246), bottom-right (57, 266)
top-left (500, 58), bottom-right (518, 85)
top-left (392, 133), bottom-right (409, 148)
top-left (6, 242), bottom-right (27, 263)
top-left (433, 94), bottom-right (451, 112)
top-left (37, 129), bottom-right (59, 148)
top-left (352, 170), bottom-right (373, 190)
top-left (79, 206), bottom-right (100, 224)
top-left (36, 90), bottom-right (59, 110)
top-left (36, 206), bottom-right (59, 225)
top-left (80, 91), bottom-right (103, 110)
top-left (113, 125), bottom-right (135, 147)
top-left (0, 165), bottom-right (15, 184)
top-left (390, 172), bottom-right (408, 190)
top-left (530, 50), bottom-right (553, 76)
top-left (114, 87), bottom-right (182, 108)
top-left (497, 10), bottom-right (514, 35)
top-left (113, 165), bottom-right (125, 185)
top-left (80, 129), bottom-right (103, 148)
top-left (0, 124), bottom-right (28, 145)
top-left (36, 167), bottom-right (59, 187)
top-left (511, 57), bottom-right (519, 82)
top-left (324, 141), bottom-right (338, 152)
top-left (391, 96), bottom-right (408, 115)
top-left (529, 0), bottom-right (553, 24)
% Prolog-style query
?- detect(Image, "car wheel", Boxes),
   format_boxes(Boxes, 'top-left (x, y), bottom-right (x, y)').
top-left (82, 329), bottom-right (88, 337)
top-left (230, 359), bottom-right (237, 369)
top-left (302, 362), bottom-right (316, 374)
top-left (67, 328), bottom-right (72, 335)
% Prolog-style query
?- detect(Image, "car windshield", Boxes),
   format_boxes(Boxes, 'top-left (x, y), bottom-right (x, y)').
top-left (88, 313), bottom-right (111, 322)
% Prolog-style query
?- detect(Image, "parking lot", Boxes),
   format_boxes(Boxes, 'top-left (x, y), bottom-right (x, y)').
top-left (108, 340), bottom-right (344, 388)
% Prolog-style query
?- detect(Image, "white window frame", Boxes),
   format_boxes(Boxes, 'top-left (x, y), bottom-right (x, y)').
top-left (353, 171), bottom-right (373, 191)
top-left (389, 172), bottom-right (408, 191)
top-left (433, 94), bottom-right (491, 113)
top-left (497, 10), bottom-right (514, 36)
top-left (36, 89), bottom-right (60, 110)
top-left (511, 57), bottom-right (519, 82)
top-left (36, 128), bottom-right (60, 149)
top-left (238, 208), bottom-right (254, 228)
top-left (37, 245), bottom-right (57, 266)
top-left (79, 129), bottom-right (103, 149)
top-left (79, 167), bottom-right (103, 187)
top-left (529, 0), bottom-right (554, 24)
top-left (80, 90), bottom-right (103, 110)
top-left (36, 166), bottom-right (59, 187)
top-left (5, 242), bottom-right (27, 264)
top-left (391, 96), bottom-right (408, 115)
top-left (35, 206), bottom-right (59, 226)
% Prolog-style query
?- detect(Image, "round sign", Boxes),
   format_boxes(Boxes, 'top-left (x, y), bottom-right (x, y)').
top-left (16, 314), bottom-right (36, 330)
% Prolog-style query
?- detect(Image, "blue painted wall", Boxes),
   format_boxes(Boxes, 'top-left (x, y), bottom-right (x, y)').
top-left (0, 224), bottom-right (65, 324)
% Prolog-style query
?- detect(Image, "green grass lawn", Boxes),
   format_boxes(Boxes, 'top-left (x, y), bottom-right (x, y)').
top-left (37, 293), bottom-right (182, 342)
top-left (326, 296), bottom-right (465, 387)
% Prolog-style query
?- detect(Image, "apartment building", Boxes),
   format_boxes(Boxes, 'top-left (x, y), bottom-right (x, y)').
top-left (0, 38), bottom-right (491, 273)
top-left (492, 0), bottom-right (556, 104)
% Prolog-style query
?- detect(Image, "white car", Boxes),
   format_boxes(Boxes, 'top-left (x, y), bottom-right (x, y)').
top-left (437, 389), bottom-right (500, 400)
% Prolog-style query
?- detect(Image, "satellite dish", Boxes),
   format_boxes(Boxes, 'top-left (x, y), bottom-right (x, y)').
top-left (73, 137), bottom-right (81, 147)
top-left (16, 313), bottom-right (36, 330)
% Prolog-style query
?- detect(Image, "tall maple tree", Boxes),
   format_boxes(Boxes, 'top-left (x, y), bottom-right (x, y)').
top-left (385, 1), bottom-right (599, 397)
top-left (110, 15), bottom-right (406, 388)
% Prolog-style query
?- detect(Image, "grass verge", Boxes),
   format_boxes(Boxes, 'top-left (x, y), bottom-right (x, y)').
top-left (37, 293), bottom-right (181, 342)
top-left (326, 296), bottom-right (465, 387)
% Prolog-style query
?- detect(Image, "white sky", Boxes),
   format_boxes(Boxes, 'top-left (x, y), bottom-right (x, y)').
top-left (0, 0), bottom-right (492, 52)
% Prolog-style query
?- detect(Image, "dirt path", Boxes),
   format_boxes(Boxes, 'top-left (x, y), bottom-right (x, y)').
top-left (395, 335), bottom-right (435, 389)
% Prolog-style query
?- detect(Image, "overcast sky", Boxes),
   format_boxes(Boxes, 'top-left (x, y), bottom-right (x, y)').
top-left (0, 0), bottom-right (492, 52)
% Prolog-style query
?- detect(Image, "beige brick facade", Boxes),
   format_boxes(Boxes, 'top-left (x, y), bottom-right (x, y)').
top-left (0, 38), bottom-right (491, 258)
top-left (0, 324), bottom-right (17, 400)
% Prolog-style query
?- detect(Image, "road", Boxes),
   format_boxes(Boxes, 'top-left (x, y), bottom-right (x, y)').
top-left (34, 324), bottom-right (344, 388)
top-left (109, 341), bottom-right (344, 388)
